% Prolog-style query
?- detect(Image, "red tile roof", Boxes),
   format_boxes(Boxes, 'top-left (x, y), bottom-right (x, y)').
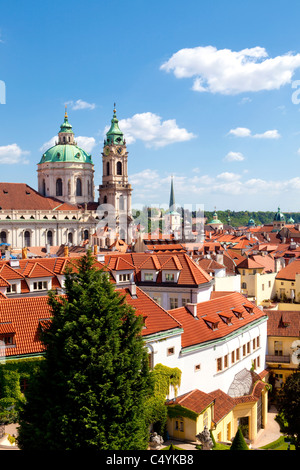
top-left (0, 183), bottom-right (78, 211)
top-left (167, 389), bottom-right (214, 414)
top-left (266, 310), bottom-right (300, 337)
top-left (275, 259), bottom-right (300, 280)
top-left (170, 292), bottom-right (267, 349)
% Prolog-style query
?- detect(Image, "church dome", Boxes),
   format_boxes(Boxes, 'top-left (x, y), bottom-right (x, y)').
top-left (40, 144), bottom-right (93, 164)
top-left (274, 207), bottom-right (285, 222)
top-left (39, 107), bottom-right (93, 165)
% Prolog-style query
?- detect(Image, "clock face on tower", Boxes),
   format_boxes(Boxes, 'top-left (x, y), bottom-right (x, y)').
top-left (104, 146), bottom-right (110, 156)
top-left (116, 147), bottom-right (123, 155)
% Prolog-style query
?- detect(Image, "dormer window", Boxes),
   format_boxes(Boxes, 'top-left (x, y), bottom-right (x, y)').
top-left (204, 318), bottom-right (219, 330)
top-left (165, 273), bottom-right (175, 282)
top-left (0, 334), bottom-right (15, 345)
top-left (144, 273), bottom-right (154, 281)
top-left (232, 308), bottom-right (244, 319)
top-left (243, 304), bottom-right (254, 314)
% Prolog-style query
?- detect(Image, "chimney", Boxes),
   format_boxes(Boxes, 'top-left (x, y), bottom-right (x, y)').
top-left (186, 303), bottom-right (198, 318)
top-left (64, 245), bottom-right (69, 257)
top-left (129, 282), bottom-right (137, 298)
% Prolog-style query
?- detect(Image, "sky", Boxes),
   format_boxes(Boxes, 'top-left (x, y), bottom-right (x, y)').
top-left (1, 0), bottom-right (300, 214)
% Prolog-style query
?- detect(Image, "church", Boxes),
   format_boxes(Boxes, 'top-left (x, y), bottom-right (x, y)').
top-left (0, 106), bottom-right (133, 254)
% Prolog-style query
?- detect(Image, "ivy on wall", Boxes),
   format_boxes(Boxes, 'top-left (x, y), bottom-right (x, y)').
top-left (145, 363), bottom-right (182, 436)
top-left (0, 357), bottom-right (43, 424)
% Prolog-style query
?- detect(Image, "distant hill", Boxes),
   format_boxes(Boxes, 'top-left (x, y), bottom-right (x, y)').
top-left (202, 211), bottom-right (300, 228)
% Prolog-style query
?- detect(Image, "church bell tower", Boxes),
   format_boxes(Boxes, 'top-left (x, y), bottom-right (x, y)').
top-left (98, 106), bottom-right (132, 242)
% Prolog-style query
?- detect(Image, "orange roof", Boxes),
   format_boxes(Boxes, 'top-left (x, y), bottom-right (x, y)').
top-left (275, 259), bottom-right (300, 280)
top-left (266, 310), bottom-right (300, 337)
top-left (167, 389), bottom-right (214, 415)
top-left (170, 292), bottom-right (267, 349)
top-left (0, 183), bottom-right (78, 211)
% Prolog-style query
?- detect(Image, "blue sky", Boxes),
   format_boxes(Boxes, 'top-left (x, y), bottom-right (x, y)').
top-left (1, 0), bottom-right (300, 213)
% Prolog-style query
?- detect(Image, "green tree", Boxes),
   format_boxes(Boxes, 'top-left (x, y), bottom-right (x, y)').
top-left (230, 427), bottom-right (249, 450)
top-left (17, 251), bottom-right (152, 450)
top-left (276, 370), bottom-right (300, 450)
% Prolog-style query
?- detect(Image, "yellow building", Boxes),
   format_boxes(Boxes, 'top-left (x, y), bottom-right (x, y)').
top-left (237, 256), bottom-right (276, 306)
top-left (266, 310), bottom-right (300, 387)
top-left (166, 373), bottom-right (269, 446)
top-left (275, 259), bottom-right (300, 302)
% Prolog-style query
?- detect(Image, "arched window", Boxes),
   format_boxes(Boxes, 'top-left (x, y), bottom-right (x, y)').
top-left (68, 180), bottom-right (71, 196)
top-left (76, 178), bottom-right (82, 196)
top-left (0, 231), bottom-right (7, 243)
top-left (103, 195), bottom-right (107, 204)
top-left (83, 229), bottom-right (89, 240)
top-left (68, 232), bottom-right (73, 244)
top-left (106, 161), bottom-right (110, 176)
top-left (47, 231), bottom-right (53, 246)
top-left (56, 178), bottom-right (63, 197)
top-left (117, 161), bottom-right (122, 175)
top-left (24, 231), bottom-right (31, 247)
top-left (87, 180), bottom-right (90, 196)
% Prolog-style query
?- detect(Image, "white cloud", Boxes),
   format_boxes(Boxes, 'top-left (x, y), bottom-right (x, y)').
top-left (76, 136), bottom-right (96, 153)
top-left (40, 136), bottom-right (96, 153)
top-left (224, 151), bottom-right (245, 162)
top-left (160, 45), bottom-right (300, 95)
top-left (228, 127), bottom-right (281, 139)
top-left (116, 112), bottom-right (196, 148)
top-left (0, 144), bottom-right (29, 164)
top-left (66, 99), bottom-right (96, 111)
top-left (228, 127), bottom-right (252, 137)
top-left (216, 172), bottom-right (241, 181)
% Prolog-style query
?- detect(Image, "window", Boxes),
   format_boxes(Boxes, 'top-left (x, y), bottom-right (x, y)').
top-left (236, 348), bottom-right (240, 360)
top-left (231, 350), bottom-right (235, 364)
top-left (217, 357), bottom-right (222, 372)
top-left (1, 230), bottom-right (8, 243)
top-left (253, 338), bottom-right (256, 350)
top-left (7, 283), bottom-right (17, 293)
top-left (175, 419), bottom-right (184, 432)
top-left (119, 195), bottom-right (124, 211)
top-left (68, 232), bottom-right (73, 244)
top-left (106, 161), bottom-right (110, 176)
top-left (33, 281), bottom-right (48, 291)
top-left (117, 161), bottom-right (122, 175)
top-left (47, 230), bottom-right (53, 246)
top-left (182, 297), bottom-right (190, 306)
top-left (256, 336), bottom-right (260, 348)
top-left (243, 344), bottom-right (246, 357)
top-left (144, 273), bottom-right (154, 281)
top-left (165, 273), bottom-right (175, 282)
top-left (76, 178), bottom-right (82, 196)
top-left (0, 335), bottom-right (15, 345)
top-left (274, 341), bottom-right (283, 356)
top-left (247, 342), bottom-right (250, 354)
top-left (241, 282), bottom-right (247, 289)
top-left (195, 364), bottom-right (201, 372)
top-left (24, 230), bottom-right (31, 247)
top-left (169, 297), bottom-right (178, 309)
top-left (224, 354), bottom-right (228, 368)
top-left (167, 347), bottom-right (175, 356)
top-left (56, 178), bottom-right (63, 197)
top-left (119, 273), bottom-right (131, 282)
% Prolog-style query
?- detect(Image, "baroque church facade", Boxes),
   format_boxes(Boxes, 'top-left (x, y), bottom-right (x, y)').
top-left (0, 107), bottom-right (133, 254)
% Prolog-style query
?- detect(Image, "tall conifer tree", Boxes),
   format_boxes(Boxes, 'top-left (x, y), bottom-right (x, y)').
top-left (17, 251), bottom-right (151, 450)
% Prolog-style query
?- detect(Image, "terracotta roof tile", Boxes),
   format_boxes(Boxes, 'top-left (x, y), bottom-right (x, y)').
top-left (266, 310), bottom-right (300, 337)
top-left (170, 292), bottom-right (267, 349)
top-left (168, 389), bottom-right (214, 415)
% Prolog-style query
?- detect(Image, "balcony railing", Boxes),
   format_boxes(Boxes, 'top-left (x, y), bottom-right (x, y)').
top-left (266, 354), bottom-right (290, 364)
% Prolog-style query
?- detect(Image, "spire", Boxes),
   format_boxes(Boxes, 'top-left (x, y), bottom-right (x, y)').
top-left (169, 175), bottom-right (175, 209)
top-left (105, 104), bottom-right (124, 145)
top-left (59, 106), bottom-right (73, 135)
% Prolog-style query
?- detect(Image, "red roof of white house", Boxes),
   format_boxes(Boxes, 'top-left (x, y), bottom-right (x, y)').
top-left (169, 292), bottom-right (267, 350)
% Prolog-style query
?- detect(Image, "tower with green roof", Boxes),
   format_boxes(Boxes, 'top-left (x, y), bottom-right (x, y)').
top-left (272, 207), bottom-right (285, 231)
top-left (98, 105), bottom-right (132, 243)
top-left (37, 107), bottom-right (95, 205)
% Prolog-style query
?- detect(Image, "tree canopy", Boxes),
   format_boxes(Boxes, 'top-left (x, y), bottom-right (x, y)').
top-left (17, 250), bottom-right (152, 450)
top-left (276, 370), bottom-right (300, 450)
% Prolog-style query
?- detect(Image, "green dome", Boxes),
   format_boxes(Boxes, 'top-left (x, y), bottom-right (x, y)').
top-left (104, 106), bottom-right (124, 146)
top-left (39, 144), bottom-right (93, 164)
top-left (248, 218), bottom-right (255, 226)
top-left (288, 216), bottom-right (295, 224)
top-left (274, 207), bottom-right (285, 222)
